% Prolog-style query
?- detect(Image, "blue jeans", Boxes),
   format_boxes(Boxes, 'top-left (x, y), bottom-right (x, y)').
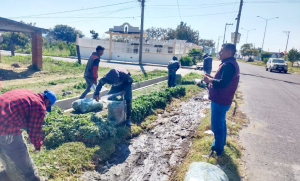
top-left (168, 70), bottom-right (176, 87)
top-left (211, 101), bottom-right (231, 156)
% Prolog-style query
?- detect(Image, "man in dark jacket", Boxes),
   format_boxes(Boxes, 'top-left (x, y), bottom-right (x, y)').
top-left (0, 89), bottom-right (56, 181)
top-left (203, 43), bottom-right (240, 157)
top-left (94, 68), bottom-right (133, 126)
top-left (79, 45), bottom-right (105, 99)
top-left (167, 56), bottom-right (180, 87)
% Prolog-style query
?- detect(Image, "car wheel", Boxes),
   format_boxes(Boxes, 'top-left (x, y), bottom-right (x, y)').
top-left (284, 70), bottom-right (287, 73)
top-left (266, 67), bottom-right (268, 71)
top-left (269, 67), bottom-right (272, 72)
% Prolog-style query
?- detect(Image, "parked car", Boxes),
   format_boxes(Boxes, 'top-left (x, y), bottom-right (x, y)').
top-left (266, 58), bottom-right (288, 73)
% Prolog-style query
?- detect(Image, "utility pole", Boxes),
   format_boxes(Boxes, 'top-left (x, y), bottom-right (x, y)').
top-left (234, 0), bottom-right (243, 45)
top-left (216, 36), bottom-right (222, 53)
top-left (138, 0), bottom-right (145, 65)
top-left (257, 16), bottom-right (279, 52)
top-left (223, 23), bottom-right (233, 44)
top-left (283, 31), bottom-right (290, 52)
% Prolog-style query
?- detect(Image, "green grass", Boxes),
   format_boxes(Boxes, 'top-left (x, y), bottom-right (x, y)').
top-left (170, 92), bottom-right (247, 181)
top-left (131, 69), bottom-right (168, 82)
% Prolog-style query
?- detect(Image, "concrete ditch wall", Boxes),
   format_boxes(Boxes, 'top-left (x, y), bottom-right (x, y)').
top-left (54, 76), bottom-right (168, 110)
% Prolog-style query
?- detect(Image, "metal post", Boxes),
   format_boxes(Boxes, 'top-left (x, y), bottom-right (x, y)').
top-left (283, 31), bottom-right (290, 52)
top-left (234, 0), bottom-right (243, 45)
top-left (223, 23), bottom-right (233, 44)
top-left (257, 16), bottom-right (279, 52)
top-left (138, 0), bottom-right (145, 65)
top-left (216, 36), bottom-right (222, 53)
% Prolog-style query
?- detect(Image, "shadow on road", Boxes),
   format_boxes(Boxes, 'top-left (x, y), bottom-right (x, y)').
top-left (240, 73), bottom-right (300, 85)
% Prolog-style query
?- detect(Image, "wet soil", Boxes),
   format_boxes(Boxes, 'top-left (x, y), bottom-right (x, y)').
top-left (81, 91), bottom-right (210, 181)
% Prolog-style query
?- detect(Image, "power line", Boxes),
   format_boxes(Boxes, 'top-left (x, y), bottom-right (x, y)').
top-left (148, 2), bottom-right (238, 7)
top-left (148, 11), bottom-right (238, 18)
top-left (9, 1), bottom-right (136, 18)
top-left (176, 0), bottom-right (182, 21)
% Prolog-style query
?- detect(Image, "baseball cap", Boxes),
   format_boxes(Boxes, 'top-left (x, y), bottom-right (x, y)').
top-left (43, 90), bottom-right (57, 112)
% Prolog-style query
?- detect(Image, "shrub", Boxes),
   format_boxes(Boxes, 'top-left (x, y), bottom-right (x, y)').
top-left (263, 58), bottom-right (269, 64)
top-left (180, 56), bottom-right (193, 66)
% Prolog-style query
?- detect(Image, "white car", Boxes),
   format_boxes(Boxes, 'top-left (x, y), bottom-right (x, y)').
top-left (266, 58), bottom-right (288, 73)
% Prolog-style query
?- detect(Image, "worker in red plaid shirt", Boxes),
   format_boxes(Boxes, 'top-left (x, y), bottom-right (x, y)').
top-left (0, 89), bottom-right (56, 181)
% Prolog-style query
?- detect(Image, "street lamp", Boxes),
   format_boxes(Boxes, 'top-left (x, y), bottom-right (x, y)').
top-left (241, 28), bottom-right (256, 44)
top-left (257, 16), bottom-right (279, 52)
top-left (223, 23), bottom-right (233, 44)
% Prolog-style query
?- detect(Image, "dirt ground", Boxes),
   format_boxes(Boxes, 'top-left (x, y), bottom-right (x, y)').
top-left (80, 91), bottom-right (210, 181)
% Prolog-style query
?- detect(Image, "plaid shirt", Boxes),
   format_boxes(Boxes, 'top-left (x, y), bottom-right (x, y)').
top-left (0, 89), bottom-right (46, 150)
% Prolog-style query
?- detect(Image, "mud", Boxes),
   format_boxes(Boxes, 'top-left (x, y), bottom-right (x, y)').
top-left (81, 91), bottom-right (210, 181)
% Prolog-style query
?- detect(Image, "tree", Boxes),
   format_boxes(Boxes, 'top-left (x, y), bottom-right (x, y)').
top-left (90, 30), bottom-right (99, 40)
top-left (1, 32), bottom-right (30, 50)
top-left (49, 25), bottom-right (84, 43)
top-left (287, 48), bottom-right (300, 67)
top-left (166, 22), bottom-right (199, 44)
top-left (199, 39), bottom-right (215, 48)
top-left (188, 48), bottom-right (203, 65)
top-left (241, 43), bottom-right (253, 57)
top-left (261, 52), bottom-right (272, 61)
top-left (145, 27), bottom-right (168, 40)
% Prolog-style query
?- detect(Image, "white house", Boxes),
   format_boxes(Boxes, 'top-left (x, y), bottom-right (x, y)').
top-left (77, 23), bottom-right (202, 65)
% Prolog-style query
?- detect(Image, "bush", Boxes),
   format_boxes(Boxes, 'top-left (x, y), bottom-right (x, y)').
top-left (261, 52), bottom-right (272, 61)
top-left (263, 58), bottom-right (269, 64)
top-left (180, 56), bottom-right (193, 66)
top-left (43, 108), bottom-right (117, 149)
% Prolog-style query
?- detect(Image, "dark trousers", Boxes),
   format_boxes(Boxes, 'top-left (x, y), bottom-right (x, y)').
top-left (0, 134), bottom-right (41, 181)
top-left (168, 70), bottom-right (176, 87)
top-left (79, 77), bottom-right (94, 99)
top-left (108, 83), bottom-right (132, 120)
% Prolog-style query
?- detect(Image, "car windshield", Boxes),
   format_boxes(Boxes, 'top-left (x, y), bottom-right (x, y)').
top-left (273, 59), bottom-right (285, 63)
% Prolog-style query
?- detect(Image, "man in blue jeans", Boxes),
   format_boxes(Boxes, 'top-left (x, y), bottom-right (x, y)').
top-left (203, 43), bottom-right (240, 157)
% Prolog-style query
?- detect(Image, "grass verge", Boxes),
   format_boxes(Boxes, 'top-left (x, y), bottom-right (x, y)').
top-left (170, 90), bottom-right (247, 181)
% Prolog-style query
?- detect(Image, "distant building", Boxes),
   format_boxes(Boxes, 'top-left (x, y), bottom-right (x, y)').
top-left (77, 23), bottom-right (202, 65)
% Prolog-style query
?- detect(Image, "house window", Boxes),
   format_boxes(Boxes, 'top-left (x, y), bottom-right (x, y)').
top-left (168, 47), bottom-right (173, 53)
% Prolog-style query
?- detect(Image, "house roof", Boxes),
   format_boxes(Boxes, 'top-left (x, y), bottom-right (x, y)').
top-left (0, 17), bottom-right (48, 34)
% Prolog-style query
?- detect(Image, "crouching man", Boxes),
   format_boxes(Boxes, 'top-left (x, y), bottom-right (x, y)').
top-left (0, 89), bottom-right (57, 181)
top-left (94, 68), bottom-right (133, 127)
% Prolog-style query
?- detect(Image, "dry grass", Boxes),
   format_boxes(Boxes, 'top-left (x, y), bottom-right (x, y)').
top-left (170, 91), bottom-right (248, 181)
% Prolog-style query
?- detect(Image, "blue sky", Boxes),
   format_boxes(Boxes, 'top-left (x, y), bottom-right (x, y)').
top-left (1, 0), bottom-right (300, 52)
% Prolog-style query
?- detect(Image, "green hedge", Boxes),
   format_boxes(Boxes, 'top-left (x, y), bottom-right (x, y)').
top-left (131, 86), bottom-right (186, 123)
top-left (180, 56), bottom-right (193, 66)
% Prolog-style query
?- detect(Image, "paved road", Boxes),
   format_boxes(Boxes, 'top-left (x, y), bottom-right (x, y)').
top-left (239, 62), bottom-right (300, 181)
top-left (0, 50), bottom-right (221, 76)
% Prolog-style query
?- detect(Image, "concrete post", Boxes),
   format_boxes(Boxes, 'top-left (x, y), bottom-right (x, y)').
top-left (109, 33), bottom-right (113, 60)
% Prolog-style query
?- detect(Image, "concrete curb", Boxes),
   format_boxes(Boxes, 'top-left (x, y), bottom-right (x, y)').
top-left (54, 76), bottom-right (168, 110)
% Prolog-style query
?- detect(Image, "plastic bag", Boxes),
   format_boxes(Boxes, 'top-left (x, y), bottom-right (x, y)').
top-left (184, 162), bottom-right (229, 181)
top-left (107, 100), bottom-right (125, 125)
top-left (175, 74), bottom-right (182, 85)
top-left (72, 98), bottom-right (103, 113)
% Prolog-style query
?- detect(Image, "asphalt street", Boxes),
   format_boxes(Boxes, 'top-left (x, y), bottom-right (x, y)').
top-left (239, 62), bottom-right (300, 181)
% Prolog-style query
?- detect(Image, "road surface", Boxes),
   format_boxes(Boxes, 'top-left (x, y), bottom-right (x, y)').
top-left (239, 62), bottom-right (300, 181)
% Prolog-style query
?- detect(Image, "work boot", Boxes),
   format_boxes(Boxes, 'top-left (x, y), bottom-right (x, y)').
top-left (125, 119), bottom-right (132, 127)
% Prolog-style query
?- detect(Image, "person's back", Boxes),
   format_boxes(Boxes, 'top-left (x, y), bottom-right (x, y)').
top-left (84, 52), bottom-right (100, 79)
top-left (203, 54), bottom-right (213, 74)
top-left (168, 56), bottom-right (180, 87)
top-left (0, 89), bottom-right (46, 134)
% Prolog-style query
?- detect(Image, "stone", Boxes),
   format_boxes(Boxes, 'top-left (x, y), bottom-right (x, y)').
top-left (184, 162), bottom-right (229, 181)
